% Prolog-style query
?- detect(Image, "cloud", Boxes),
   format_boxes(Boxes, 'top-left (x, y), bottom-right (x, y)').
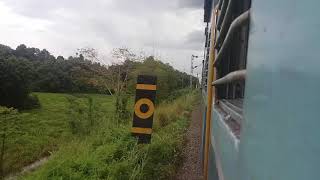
top-left (0, 0), bottom-right (205, 73)
top-left (183, 30), bottom-right (205, 50)
top-left (178, 0), bottom-right (203, 9)
top-left (1, 0), bottom-right (70, 19)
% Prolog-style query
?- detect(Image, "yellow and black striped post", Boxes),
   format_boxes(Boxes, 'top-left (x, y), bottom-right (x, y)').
top-left (131, 75), bottom-right (157, 143)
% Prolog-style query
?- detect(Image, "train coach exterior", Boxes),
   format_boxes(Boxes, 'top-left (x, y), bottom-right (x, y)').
top-left (201, 0), bottom-right (320, 179)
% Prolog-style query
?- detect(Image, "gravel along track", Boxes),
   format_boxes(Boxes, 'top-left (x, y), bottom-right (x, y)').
top-left (176, 105), bottom-right (203, 180)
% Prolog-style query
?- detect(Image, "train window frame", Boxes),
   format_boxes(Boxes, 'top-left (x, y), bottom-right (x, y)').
top-left (213, 0), bottom-right (251, 139)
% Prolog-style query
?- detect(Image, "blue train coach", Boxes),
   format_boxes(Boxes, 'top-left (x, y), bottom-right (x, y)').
top-left (200, 0), bottom-right (320, 179)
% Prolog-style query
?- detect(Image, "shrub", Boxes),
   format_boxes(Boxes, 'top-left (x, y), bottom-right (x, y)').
top-left (115, 93), bottom-right (130, 120)
top-left (66, 96), bottom-right (88, 135)
top-left (22, 94), bottom-right (41, 110)
top-left (165, 88), bottom-right (191, 102)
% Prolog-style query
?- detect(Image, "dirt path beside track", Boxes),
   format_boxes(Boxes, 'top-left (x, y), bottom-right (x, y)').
top-left (176, 105), bottom-right (203, 180)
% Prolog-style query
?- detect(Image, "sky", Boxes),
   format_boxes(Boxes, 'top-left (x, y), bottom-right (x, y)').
top-left (0, 0), bottom-right (205, 75)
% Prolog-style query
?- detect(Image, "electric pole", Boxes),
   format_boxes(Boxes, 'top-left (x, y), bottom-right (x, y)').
top-left (190, 55), bottom-right (198, 88)
top-left (196, 73), bottom-right (199, 89)
top-left (190, 55), bottom-right (193, 88)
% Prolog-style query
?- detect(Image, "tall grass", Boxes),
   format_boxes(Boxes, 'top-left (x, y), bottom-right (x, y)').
top-left (23, 90), bottom-right (200, 180)
top-left (1, 93), bottom-right (114, 177)
top-left (154, 90), bottom-right (196, 128)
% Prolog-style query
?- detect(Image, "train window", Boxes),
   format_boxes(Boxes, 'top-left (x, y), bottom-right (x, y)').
top-left (213, 0), bottom-right (251, 138)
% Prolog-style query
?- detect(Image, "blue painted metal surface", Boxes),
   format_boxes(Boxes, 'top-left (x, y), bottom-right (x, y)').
top-left (208, 140), bottom-right (219, 180)
top-left (238, 0), bottom-right (320, 179)
top-left (210, 108), bottom-right (239, 180)
top-left (202, 0), bottom-right (320, 179)
top-left (201, 106), bottom-right (207, 165)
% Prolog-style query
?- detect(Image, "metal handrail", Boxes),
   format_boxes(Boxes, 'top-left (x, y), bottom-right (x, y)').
top-left (214, 10), bottom-right (250, 66)
top-left (215, 0), bottom-right (235, 48)
top-left (212, 70), bottom-right (246, 86)
top-left (217, 0), bottom-right (228, 30)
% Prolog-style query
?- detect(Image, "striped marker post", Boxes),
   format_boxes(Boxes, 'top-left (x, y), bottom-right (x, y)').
top-left (131, 75), bottom-right (157, 143)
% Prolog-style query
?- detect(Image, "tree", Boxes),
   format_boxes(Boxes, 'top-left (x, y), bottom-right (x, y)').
top-left (14, 44), bottom-right (27, 57)
top-left (77, 47), bottom-right (114, 95)
top-left (0, 57), bottom-right (34, 109)
top-left (111, 48), bottom-right (138, 93)
top-left (38, 49), bottom-right (55, 61)
top-left (0, 43), bottom-right (192, 105)
top-left (111, 48), bottom-right (138, 119)
top-left (77, 47), bottom-right (99, 63)
top-left (0, 45), bottom-right (13, 58)
top-left (127, 56), bottom-right (191, 102)
top-left (56, 55), bottom-right (65, 61)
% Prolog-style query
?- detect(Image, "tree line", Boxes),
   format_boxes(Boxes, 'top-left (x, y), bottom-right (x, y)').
top-left (0, 44), bottom-right (197, 109)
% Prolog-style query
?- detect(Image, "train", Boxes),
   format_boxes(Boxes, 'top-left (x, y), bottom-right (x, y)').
top-left (200, 0), bottom-right (320, 179)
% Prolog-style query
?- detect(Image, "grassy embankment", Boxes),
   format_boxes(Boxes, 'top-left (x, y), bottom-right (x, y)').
top-left (1, 93), bottom-right (115, 176)
top-left (3, 90), bottom-right (199, 179)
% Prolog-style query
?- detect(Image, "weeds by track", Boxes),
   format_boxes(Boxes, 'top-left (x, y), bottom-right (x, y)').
top-left (22, 90), bottom-right (200, 179)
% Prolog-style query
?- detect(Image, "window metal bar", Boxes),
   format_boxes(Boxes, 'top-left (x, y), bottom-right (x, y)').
top-left (212, 69), bottom-right (246, 86)
top-left (214, 10), bottom-right (250, 66)
top-left (216, 0), bottom-right (229, 30)
top-left (215, 0), bottom-right (235, 48)
top-left (217, 0), bottom-right (223, 10)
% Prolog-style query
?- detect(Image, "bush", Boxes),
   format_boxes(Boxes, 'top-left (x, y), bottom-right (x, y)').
top-left (22, 94), bottom-right (41, 110)
top-left (67, 96), bottom-right (87, 135)
top-left (165, 88), bottom-right (191, 102)
top-left (115, 93), bottom-right (130, 120)
top-left (66, 95), bottom-right (98, 135)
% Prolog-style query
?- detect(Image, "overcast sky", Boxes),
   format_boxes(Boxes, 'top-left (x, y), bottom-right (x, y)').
top-left (0, 0), bottom-right (205, 74)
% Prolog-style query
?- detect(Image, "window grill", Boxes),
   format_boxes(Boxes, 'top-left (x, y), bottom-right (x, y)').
top-left (212, 0), bottom-right (251, 133)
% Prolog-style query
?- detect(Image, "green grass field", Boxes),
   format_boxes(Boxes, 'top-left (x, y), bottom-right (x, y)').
top-left (1, 90), bottom-right (199, 179)
top-left (1, 93), bottom-right (115, 176)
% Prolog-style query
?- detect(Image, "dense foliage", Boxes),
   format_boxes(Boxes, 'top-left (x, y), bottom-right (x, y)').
top-left (0, 44), bottom-right (196, 109)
